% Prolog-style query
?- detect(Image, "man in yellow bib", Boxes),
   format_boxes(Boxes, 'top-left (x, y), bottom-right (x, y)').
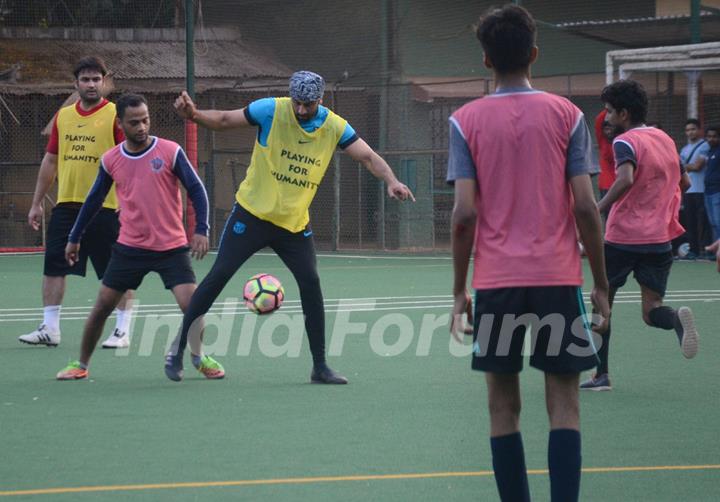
top-left (167, 70), bottom-right (414, 383)
top-left (19, 57), bottom-right (134, 349)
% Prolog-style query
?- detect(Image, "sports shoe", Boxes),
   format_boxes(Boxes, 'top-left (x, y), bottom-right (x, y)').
top-left (193, 355), bottom-right (225, 380)
top-left (18, 325), bottom-right (60, 347)
top-left (164, 352), bottom-right (184, 382)
top-left (101, 328), bottom-right (129, 349)
top-left (311, 365), bottom-right (348, 384)
top-left (580, 373), bottom-right (612, 391)
top-left (676, 306), bottom-right (699, 359)
top-left (56, 361), bottom-right (88, 380)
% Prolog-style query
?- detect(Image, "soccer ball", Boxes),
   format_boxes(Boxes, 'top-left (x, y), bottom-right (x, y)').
top-left (243, 273), bottom-right (284, 314)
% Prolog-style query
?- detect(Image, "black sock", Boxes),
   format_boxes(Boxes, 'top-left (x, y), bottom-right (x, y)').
top-left (596, 324), bottom-right (611, 375)
top-left (648, 306), bottom-right (678, 332)
top-left (549, 429), bottom-right (582, 502)
top-left (490, 432), bottom-right (530, 502)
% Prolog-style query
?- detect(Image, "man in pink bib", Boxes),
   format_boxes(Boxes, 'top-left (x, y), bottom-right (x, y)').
top-left (55, 94), bottom-right (223, 381)
top-left (448, 6), bottom-right (609, 502)
top-left (581, 80), bottom-right (699, 391)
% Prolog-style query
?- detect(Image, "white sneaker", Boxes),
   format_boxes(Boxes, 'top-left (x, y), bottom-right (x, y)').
top-left (18, 324), bottom-right (60, 346)
top-left (677, 306), bottom-right (699, 359)
top-left (101, 328), bottom-right (129, 349)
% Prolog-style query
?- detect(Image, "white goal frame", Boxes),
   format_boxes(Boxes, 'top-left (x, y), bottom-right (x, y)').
top-left (606, 41), bottom-right (720, 118)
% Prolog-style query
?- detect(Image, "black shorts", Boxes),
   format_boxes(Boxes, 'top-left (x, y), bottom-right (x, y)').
top-left (605, 243), bottom-right (673, 296)
top-left (472, 286), bottom-right (598, 374)
top-left (101, 243), bottom-right (196, 292)
top-left (44, 204), bottom-right (119, 279)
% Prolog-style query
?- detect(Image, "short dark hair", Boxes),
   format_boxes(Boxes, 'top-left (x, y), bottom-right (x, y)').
top-left (73, 56), bottom-right (108, 79)
top-left (706, 125), bottom-right (720, 135)
top-left (600, 80), bottom-right (648, 125)
top-left (686, 118), bottom-right (701, 127)
top-left (476, 5), bottom-right (536, 74)
top-left (116, 93), bottom-right (147, 119)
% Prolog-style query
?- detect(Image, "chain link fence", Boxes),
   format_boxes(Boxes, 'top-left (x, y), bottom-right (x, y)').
top-left (2, 0), bottom-right (720, 250)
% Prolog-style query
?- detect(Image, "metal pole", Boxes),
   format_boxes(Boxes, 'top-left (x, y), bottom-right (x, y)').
top-left (691, 0), bottom-right (701, 44)
top-left (378, 0), bottom-right (389, 250)
top-left (186, 0), bottom-right (195, 100)
top-left (184, 0), bottom-right (198, 241)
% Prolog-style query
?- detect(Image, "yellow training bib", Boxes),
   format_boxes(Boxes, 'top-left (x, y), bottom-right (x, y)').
top-left (236, 97), bottom-right (346, 232)
top-left (56, 101), bottom-right (118, 209)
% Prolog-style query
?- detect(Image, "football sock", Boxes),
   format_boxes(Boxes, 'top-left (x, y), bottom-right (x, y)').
top-left (596, 324), bottom-right (610, 375)
top-left (114, 307), bottom-right (132, 334)
top-left (648, 305), bottom-right (680, 340)
top-left (548, 429), bottom-right (582, 502)
top-left (43, 305), bottom-right (61, 333)
top-left (78, 361), bottom-right (88, 370)
top-left (191, 354), bottom-right (202, 368)
top-left (490, 432), bottom-right (530, 502)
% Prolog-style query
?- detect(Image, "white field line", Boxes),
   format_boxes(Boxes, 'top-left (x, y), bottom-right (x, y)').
top-left (1, 291), bottom-right (719, 323)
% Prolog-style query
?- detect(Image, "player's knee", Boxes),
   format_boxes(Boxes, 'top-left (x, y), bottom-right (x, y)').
top-left (488, 396), bottom-right (521, 420)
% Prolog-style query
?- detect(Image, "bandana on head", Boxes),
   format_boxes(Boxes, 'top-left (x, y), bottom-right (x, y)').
top-left (289, 71), bottom-right (325, 102)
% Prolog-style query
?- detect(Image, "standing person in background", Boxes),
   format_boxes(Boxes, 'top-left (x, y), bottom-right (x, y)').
top-left (595, 109), bottom-right (617, 206)
top-left (19, 56), bottom-right (134, 349)
top-left (703, 126), bottom-right (720, 245)
top-left (449, 6), bottom-right (609, 501)
top-left (679, 119), bottom-right (711, 260)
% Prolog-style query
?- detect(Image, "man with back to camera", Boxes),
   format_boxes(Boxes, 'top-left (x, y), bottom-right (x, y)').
top-left (448, 5), bottom-right (610, 501)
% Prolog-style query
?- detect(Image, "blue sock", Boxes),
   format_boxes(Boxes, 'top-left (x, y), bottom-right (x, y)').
top-left (490, 432), bottom-right (530, 502)
top-left (548, 429), bottom-right (581, 502)
top-left (191, 354), bottom-right (202, 368)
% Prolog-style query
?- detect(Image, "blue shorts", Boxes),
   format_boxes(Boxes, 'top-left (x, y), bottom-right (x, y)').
top-left (472, 286), bottom-right (598, 374)
top-left (101, 244), bottom-right (196, 292)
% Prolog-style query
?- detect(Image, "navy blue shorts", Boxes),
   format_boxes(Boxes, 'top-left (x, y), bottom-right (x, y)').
top-left (44, 204), bottom-right (119, 279)
top-left (101, 244), bottom-right (196, 292)
top-left (605, 243), bottom-right (673, 297)
top-left (472, 286), bottom-right (599, 374)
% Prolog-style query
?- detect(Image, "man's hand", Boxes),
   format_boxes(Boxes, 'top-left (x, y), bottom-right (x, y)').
top-left (449, 290), bottom-right (474, 343)
top-left (706, 240), bottom-right (720, 273)
top-left (590, 285), bottom-right (610, 334)
top-left (65, 242), bottom-right (80, 266)
top-left (174, 91), bottom-right (197, 121)
top-left (190, 234), bottom-right (209, 260)
top-left (28, 204), bottom-right (43, 231)
top-left (386, 181), bottom-right (416, 202)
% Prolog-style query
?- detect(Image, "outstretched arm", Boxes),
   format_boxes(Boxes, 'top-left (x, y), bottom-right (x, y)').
top-left (344, 138), bottom-right (415, 201)
top-left (174, 91), bottom-right (250, 130)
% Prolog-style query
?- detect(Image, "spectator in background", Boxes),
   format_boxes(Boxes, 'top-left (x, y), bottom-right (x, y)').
top-left (595, 110), bottom-right (616, 205)
top-left (679, 118), bottom-right (711, 260)
top-left (703, 126), bottom-right (720, 246)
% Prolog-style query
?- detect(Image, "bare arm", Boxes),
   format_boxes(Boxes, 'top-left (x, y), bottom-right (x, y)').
top-left (685, 156), bottom-right (706, 172)
top-left (173, 91), bottom-right (250, 130)
top-left (680, 172), bottom-right (691, 192)
top-left (570, 174), bottom-right (610, 331)
top-left (28, 152), bottom-right (58, 230)
top-left (597, 162), bottom-right (634, 214)
top-left (449, 179), bottom-right (477, 339)
top-left (344, 138), bottom-right (415, 201)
